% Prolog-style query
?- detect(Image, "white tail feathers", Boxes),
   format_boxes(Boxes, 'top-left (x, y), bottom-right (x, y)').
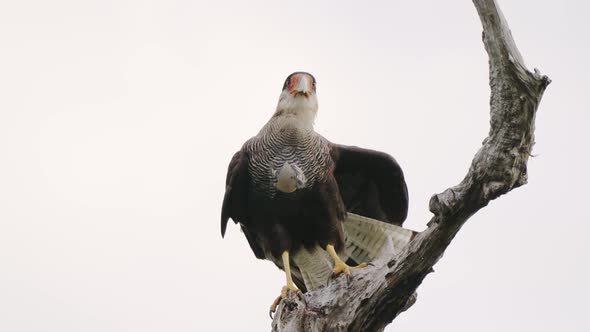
top-left (290, 213), bottom-right (416, 291)
top-left (343, 213), bottom-right (416, 264)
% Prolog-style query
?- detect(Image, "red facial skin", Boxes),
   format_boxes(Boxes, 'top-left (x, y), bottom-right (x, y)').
top-left (288, 74), bottom-right (312, 97)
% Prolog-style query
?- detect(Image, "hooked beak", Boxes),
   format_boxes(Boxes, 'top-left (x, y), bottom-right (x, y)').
top-left (289, 74), bottom-right (312, 97)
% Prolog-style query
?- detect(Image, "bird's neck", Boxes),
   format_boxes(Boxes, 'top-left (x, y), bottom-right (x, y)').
top-left (272, 109), bottom-right (315, 131)
top-left (273, 92), bottom-right (318, 130)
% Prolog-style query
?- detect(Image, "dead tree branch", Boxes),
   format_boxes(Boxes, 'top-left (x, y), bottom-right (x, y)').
top-left (271, 0), bottom-right (551, 331)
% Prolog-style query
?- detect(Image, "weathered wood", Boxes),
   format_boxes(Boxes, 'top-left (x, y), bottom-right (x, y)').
top-left (271, 0), bottom-right (550, 331)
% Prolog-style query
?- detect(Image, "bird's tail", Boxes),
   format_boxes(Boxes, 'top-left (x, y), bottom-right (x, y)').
top-left (291, 213), bottom-right (416, 291)
top-left (343, 213), bottom-right (416, 264)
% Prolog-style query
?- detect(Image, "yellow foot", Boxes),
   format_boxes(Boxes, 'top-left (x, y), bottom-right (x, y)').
top-left (326, 244), bottom-right (371, 284)
top-left (269, 285), bottom-right (300, 319)
top-left (332, 261), bottom-right (369, 276)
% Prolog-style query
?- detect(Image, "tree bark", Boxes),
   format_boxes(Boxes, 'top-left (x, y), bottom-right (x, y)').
top-left (271, 0), bottom-right (551, 331)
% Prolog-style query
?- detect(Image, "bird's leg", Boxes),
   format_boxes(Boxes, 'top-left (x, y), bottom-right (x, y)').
top-left (269, 250), bottom-right (301, 318)
top-left (326, 244), bottom-right (368, 278)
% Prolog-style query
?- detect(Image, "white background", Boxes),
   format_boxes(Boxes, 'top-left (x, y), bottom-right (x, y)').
top-left (1, 0), bottom-right (588, 331)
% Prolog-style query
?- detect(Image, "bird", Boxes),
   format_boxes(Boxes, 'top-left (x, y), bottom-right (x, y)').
top-left (221, 72), bottom-right (412, 315)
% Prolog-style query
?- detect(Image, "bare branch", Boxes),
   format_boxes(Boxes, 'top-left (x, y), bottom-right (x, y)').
top-left (271, 0), bottom-right (550, 331)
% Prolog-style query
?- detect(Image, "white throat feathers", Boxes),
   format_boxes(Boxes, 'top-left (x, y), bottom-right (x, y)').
top-left (274, 89), bottom-right (318, 129)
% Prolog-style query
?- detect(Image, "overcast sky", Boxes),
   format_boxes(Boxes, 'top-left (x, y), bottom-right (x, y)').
top-left (1, 0), bottom-right (589, 331)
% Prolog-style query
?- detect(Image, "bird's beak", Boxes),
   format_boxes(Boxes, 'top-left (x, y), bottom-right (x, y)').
top-left (289, 75), bottom-right (311, 97)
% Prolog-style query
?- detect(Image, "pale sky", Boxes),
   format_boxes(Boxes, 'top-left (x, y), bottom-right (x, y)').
top-left (1, 0), bottom-right (588, 331)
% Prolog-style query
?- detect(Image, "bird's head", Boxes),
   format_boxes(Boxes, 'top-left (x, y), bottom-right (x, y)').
top-left (274, 72), bottom-right (318, 126)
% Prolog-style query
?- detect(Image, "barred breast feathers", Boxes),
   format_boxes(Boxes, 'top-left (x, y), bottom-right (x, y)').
top-left (244, 114), bottom-right (332, 196)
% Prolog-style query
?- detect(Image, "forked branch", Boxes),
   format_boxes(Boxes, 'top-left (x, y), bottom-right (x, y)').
top-left (272, 0), bottom-right (550, 331)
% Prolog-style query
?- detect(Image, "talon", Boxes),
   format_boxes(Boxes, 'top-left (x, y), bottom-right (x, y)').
top-left (326, 244), bottom-right (370, 280)
top-left (269, 296), bottom-right (281, 319)
top-left (269, 285), bottom-right (300, 319)
top-left (269, 251), bottom-right (300, 319)
top-left (332, 260), bottom-right (351, 276)
top-left (355, 262), bottom-right (369, 269)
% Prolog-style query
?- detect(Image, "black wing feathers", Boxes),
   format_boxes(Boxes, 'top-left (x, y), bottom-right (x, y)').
top-left (221, 151), bottom-right (250, 237)
top-left (331, 144), bottom-right (408, 226)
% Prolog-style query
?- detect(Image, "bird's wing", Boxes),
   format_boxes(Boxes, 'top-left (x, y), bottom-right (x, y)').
top-left (331, 144), bottom-right (408, 226)
top-left (221, 151), bottom-right (250, 237)
top-left (221, 151), bottom-right (266, 259)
